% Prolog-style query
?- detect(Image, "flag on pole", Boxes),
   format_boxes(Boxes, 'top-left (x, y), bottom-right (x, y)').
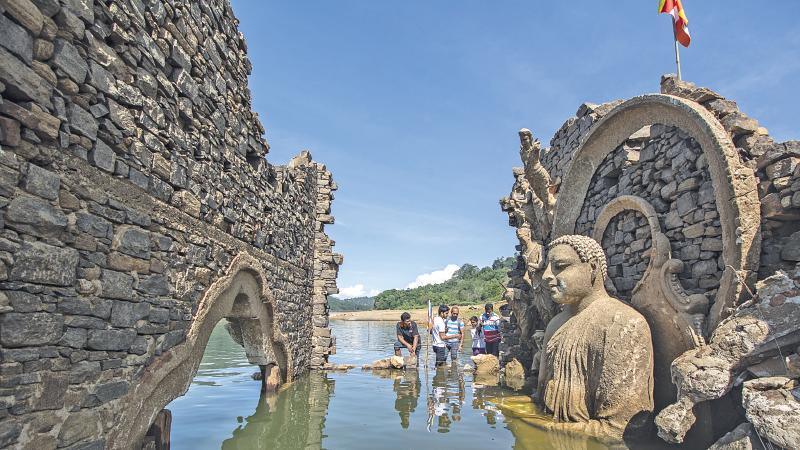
top-left (659, 0), bottom-right (691, 47)
top-left (427, 299), bottom-right (432, 331)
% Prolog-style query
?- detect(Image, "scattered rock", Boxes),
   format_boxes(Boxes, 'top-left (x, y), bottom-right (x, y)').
top-left (471, 354), bottom-right (500, 375)
top-left (742, 377), bottom-right (800, 450)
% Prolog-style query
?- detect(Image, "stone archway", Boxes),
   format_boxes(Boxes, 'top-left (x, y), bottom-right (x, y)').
top-left (552, 94), bottom-right (761, 332)
top-left (107, 254), bottom-right (290, 450)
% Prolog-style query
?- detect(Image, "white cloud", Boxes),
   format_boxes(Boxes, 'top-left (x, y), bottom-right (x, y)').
top-left (405, 264), bottom-right (460, 289)
top-left (335, 285), bottom-right (382, 299)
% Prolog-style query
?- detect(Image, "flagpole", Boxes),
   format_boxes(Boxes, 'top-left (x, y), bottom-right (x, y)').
top-left (671, 16), bottom-right (682, 80)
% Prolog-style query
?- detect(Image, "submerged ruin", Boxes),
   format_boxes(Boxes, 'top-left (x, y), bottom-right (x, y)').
top-left (501, 75), bottom-right (800, 448)
top-left (0, 0), bottom-right (340, 448)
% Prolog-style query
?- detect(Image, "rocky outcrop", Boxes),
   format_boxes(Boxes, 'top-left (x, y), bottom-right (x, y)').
top-left (655, 269), bottom-right (800, 444)
top-left (708, 423), bottom-right (764, 450)
top-left (741, 377), bottom-right (800, 450)
top-left (471, 354), bottom-right (500, 375)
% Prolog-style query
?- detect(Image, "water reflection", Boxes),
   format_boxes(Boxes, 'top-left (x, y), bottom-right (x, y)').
top-left (170, 320), bottom-right (641, 449)
top-left (430, 365), bottom-right (465, 432)
top-left (222, 372), bottom-right (333, 450)
top-left (392, 370), bottom-right (420, 429)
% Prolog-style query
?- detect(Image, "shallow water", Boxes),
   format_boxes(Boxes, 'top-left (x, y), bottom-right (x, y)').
top-left (169, 320), bottom-right (643, 449)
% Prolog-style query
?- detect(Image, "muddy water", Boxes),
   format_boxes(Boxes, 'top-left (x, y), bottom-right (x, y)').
top-left (168, 320), bottom-right (628, 449)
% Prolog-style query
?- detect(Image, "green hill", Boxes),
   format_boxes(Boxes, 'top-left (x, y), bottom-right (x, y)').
top-left (373, 257), bottom-right (515, 310)
top-left (328, 296), bottom-right (375, 311)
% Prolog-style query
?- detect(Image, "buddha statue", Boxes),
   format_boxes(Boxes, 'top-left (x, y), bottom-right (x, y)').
top-left (534, 235), bottom-right (654, 442)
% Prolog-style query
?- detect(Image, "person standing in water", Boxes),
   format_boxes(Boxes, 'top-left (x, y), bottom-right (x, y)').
top-left (432, 305), bottom-right (450, 366)
top-left (444, 306), bottom-right (464, 363)
top-left (480, 303), bottom-right (502, 357)
top-left (394, 312), bottom-right (420, 358)
top-left (469, 316), bottom-right (486, 355)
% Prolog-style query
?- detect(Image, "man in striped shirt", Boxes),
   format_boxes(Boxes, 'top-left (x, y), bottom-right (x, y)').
top-left (444, 306), bottom-right (464, 363)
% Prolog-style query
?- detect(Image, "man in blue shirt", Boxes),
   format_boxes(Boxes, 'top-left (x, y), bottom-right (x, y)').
top-left (444, 306), bottom-right (464, 363)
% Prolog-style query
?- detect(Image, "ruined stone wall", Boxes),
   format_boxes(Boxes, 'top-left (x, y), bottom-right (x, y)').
top-left (0, 0), bottom-right (339, 448)
top-left (501, 75), bottom-right (799, 448)
top-left (577, 124), bottom-right (724, 300)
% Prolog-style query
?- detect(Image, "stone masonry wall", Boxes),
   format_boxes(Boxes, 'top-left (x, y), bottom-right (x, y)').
top-left (0, 0), bottom-right (339, 448)
top-left (576, 123), bottom-right (724, 301)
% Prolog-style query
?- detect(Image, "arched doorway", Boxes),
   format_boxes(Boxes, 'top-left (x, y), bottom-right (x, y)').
top-left (108, 255), bottom-right (291, 450)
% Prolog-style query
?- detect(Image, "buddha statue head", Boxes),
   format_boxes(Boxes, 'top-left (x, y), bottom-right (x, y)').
top-left (542, 235), bottom-right (608, 306)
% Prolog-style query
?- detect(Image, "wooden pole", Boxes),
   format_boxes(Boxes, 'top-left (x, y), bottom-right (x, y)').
top-left (672, 16), bottom-right (682, 80)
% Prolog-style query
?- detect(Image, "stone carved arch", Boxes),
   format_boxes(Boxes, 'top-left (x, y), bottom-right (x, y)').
top-left (108, 253), bottom-right (291, 450)
top-left (553, 94), bottom-right (761, 332)
top-left (592, 195), bottom-right (706, 412)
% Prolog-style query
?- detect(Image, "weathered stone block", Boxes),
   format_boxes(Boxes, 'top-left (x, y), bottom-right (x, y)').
top-left (57, 410), bottom-right (100, 447)
top-left (32, 372), bottom-right (67, 410)
top-left (6, 291), bottom-right (43, 312)
top-left (0, 116), bottom-right (21, 146)
top-left (10, 241), bottom-right (78, 286)
top-left (67, 103), bottom-right (97, 140)
top-left (111, 226), bottom-right (150, 259)
top-left (22, 164), bottom-right (60, 200)
top-left (100, 269), bottom-right (134, 300)
top-left (52, 38), bottom-right (88, 83)
top-left (94, 380), bottom-right (128, 404)
top-left (0, 12), bottom-right (33, 63)
top-left (0, 0), bottom-right (44, 34)
top-left (0, 46), bottom-right (52, 107)
top-left (87, 329), bottom-right (136, 351)
top-left (58, 327), bottom-right (87, 348)
top-left (75, 212), bottom-right (112, 238)
top-left (0, 312), bottom-right (64, 347)
top-left (5, 194), bottom-right (67, 231)
top-left (89, 140), bottom-right (116, 172)
top-left (138, 274), bottom-right (170, 296)
top-left (110, 300), bottom-right (149, 327)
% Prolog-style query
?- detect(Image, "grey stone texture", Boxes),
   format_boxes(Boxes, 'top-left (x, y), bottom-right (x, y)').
top-left (0, 1), bottom-right (340, 448)
top-left (577, 124), bottom-right (723, 298)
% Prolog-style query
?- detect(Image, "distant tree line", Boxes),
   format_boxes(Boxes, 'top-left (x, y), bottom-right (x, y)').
top-left (328, 296), bottom-right (375, 311)
top-left (373, 257), bottom-right (515, 310)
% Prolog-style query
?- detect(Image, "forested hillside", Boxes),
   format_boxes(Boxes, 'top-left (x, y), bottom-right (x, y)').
top-left (328, 296), bottom-right (375, 311)
top-left (373, 257), bottom-right (515, 310)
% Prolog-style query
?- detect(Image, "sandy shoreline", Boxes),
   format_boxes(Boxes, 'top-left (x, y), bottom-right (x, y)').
top-left (330, 304), bottom-right (496, 322)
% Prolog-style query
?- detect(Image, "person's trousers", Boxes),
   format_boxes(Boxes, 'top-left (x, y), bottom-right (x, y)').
top-left (433, 345), bottom-right (447, 365)
top-left (485, 341), bottom-right (500, 357)
top-left (445, 342), bottom-right (459, 362)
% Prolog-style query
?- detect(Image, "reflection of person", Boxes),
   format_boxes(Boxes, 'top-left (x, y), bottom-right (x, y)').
top-left (480, 303), bottom-right (502, 357)
top-left (537, 235), bottom-right (654, 442)
top-left (394, 312), bottom-right (420, 357)
top-left (432, 305), bottom-right (449, 366)
top-left (444, 306), bottom-right (464, 363)
top-left (469, 316), bottom-right (486, 355)
top-left (430, 364), bottom-right (466, 432)
top-left (393, 371), bottom-right (421, 429)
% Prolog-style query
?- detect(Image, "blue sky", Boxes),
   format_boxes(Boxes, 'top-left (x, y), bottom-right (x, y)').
top-left (230, 0), bottom-right (799, 297)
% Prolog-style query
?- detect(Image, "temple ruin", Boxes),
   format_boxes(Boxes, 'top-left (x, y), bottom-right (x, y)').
top-left (0, 0), bottom-right (340, 448)
top-left (501, 75), bottom-right (800, 448)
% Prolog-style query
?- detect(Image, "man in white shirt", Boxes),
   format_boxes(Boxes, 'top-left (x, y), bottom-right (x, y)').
top-left (432, 304), bottom-right (449, 366)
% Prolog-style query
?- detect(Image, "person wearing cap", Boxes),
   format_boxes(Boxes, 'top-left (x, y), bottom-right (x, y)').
top-left (480, 303), bottom-right (502, 357)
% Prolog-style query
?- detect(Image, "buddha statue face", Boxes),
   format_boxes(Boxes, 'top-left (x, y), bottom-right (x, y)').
top-left (542, 244), bottom-right (597, 305)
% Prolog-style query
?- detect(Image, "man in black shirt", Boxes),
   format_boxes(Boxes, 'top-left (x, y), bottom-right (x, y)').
top-left (394, 312), bottom-right (420, 357)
